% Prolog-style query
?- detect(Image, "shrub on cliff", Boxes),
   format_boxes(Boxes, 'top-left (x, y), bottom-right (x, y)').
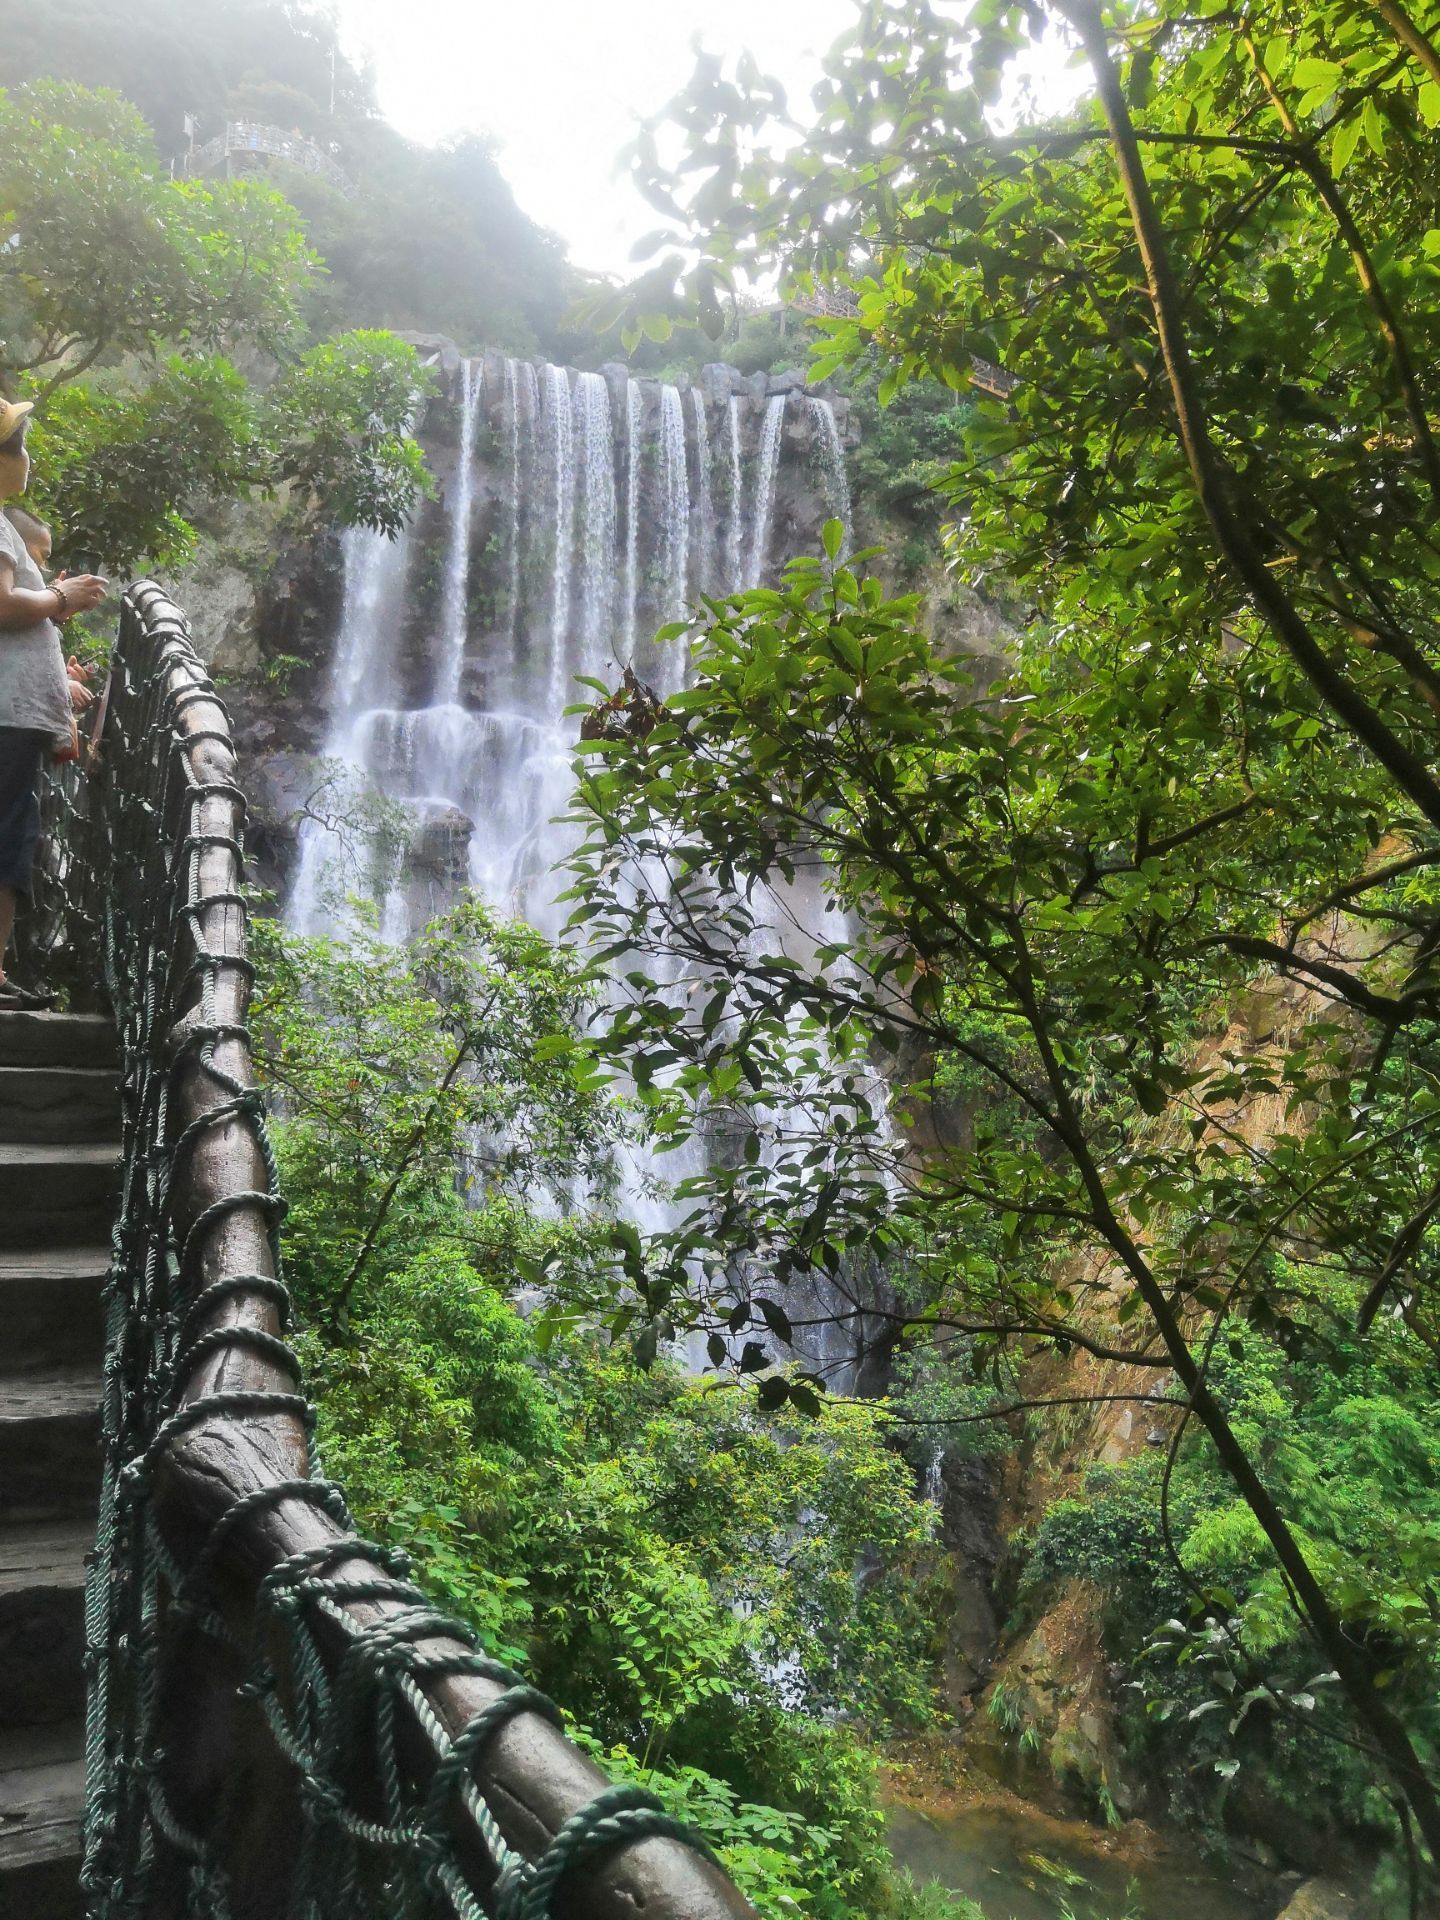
top-left (0, 80), bottom-right (430, 568)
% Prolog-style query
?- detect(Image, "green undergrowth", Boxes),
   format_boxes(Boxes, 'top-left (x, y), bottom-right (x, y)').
top-left (248, 899), bottom-right (950, 1920)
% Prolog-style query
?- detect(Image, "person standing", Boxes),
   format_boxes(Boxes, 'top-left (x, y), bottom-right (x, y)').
top-left (0, 399), bottom-right (108, 1005)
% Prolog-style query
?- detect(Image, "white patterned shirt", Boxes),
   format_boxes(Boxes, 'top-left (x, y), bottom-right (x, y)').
top-left (0, 512), bottom-right (71, 749)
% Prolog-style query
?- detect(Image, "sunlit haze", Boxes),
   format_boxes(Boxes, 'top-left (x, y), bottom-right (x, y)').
top-left (333, 0), bottom-right (1083, 278)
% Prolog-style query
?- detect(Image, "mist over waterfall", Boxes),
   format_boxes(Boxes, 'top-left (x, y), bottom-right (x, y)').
top-left (289, 347), bottom-right (873, 1380)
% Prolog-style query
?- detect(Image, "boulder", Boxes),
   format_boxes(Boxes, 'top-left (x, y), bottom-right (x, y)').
top-left (394, 331), bottom-right (462, 382)
top-left (699, 363), bottom-right (738, 406)
top-left (970, 1580), bottom-right (1141, 1820)
top-left (410, 804), bottom-right (475, 885)
top-left (1275, 1881), bottom-right (1359, 1920)
top-left (176, 557), bottom-right (260, 677)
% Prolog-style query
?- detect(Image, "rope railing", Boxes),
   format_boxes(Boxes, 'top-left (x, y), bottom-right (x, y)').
top-left (35, 582), bottom-right (754, 1920)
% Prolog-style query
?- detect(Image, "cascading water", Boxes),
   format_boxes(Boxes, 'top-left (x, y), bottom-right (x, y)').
top-left (436, 358), bottom-right (481, 705)
top-left (745, 394), bottom-right (789, 589)
top-left (689, 387), bottom-right (714, 597)
top-left (923, 1446), bottom-right (945, 1507)
top-left (656, 384), bottom-right (691, 632)
top-left (542, 362), bottom-right (575, 704)
top-left (504, 358), bottom-right (538, 645)
top-left (807, 396), bottom-right (853, 557)
top-left (289, 353), bottom-right (869, 1372)
top-left (288, 520), bottom-right (412, 934)
top-left (723, 397), bottom-right (744, 593)
top-left (572, 371), bottom-right (618, 681)
top-left (623, 380), bottom-right (643, 653)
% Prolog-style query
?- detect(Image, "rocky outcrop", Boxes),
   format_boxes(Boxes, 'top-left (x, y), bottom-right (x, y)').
top-left (1275, 1880), bottom-right (1360, 1920)
top-left (932, 1449), bottom-right (1002, 1707)
top-left (971, 1580), bottom-right (1140, 1821)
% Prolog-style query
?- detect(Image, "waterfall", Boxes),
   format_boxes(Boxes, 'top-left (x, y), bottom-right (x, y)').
top-left (723, 397), bottom-right (743, 593)
top-left (572, 370), bottom-right (618, 682)
top-left (807, 396), bottom-right (852, 558)
top-left (288, 354), bottom-right (869, 1375)
top-left (436, 358), bottom-right (481, 705)
top-left (623, 380), bottom-right (643, 654)
top-left (289, 359), bottom-right (855, 955)
top-left (923, 1446), bottom-right (944, 1506)
top-left (690, 387), bottom-right (714, 597)
top-left (503, 358), bottom-right (528, 643)
top-left (288, 520), bottom-right (412, 933)
top-left (543, 362), bottom-right (575, 702)
top-left (745, 394), bottom-right (788, 590)
top-left (656, 384), bottom-right (690, 625)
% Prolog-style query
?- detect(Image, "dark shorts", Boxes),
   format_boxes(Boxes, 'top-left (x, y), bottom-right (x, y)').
top-left (0, 727), bottom-right (46, 899)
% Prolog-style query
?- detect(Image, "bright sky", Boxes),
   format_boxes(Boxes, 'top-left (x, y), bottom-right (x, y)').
top-left (332, 1), bottom-right (844, 276)
top-left (333, 1), bottom-right (1083, 278)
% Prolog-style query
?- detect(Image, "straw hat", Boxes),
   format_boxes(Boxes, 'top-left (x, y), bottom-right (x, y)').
top-left (0, 398), bottom-right (34, 446)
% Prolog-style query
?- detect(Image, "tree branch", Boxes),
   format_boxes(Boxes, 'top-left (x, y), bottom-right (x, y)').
top-left (1369, 0), bottom-right (1440, 83)
top-left (1057, 0), bottom-right (1440, 836)
top-left (1197, 931), bottom-right (1423, 1020)
top-left (1054, 2), bottom-right (1440, 1851)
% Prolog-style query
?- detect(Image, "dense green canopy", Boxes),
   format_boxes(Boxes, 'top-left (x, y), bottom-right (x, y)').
top-left (565, 0), bottom-right (1440, 1884)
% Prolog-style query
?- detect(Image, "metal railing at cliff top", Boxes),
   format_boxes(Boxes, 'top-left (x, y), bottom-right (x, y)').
top-left (27, 583), bottom-right (754, 1920)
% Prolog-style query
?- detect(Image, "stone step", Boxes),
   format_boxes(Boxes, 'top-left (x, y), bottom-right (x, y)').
top-left (0, 1066), bottom-right (120, 1145)
top-left (0, 1011), bottom-right (116, 1072)
top-left (0, 1250), bottom-right (107, 1377)
top-left (0, 1721), bottom-right (83, 1920)
top-left (0, 1373), bottom-right (100, 1522)
top-left (0, 1144), bottom-right (117, 1251)
top-left (0, 1521), bottom-right (90, 1725)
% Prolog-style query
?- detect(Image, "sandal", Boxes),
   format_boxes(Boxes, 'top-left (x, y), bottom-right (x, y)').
top-left (0, 979), bottom-right (57, 1009)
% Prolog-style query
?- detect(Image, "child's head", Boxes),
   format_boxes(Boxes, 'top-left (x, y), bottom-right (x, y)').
top-left (4, 504), bottom-right (51, 570)
top-left (0, 399), bottom-right (32, 500)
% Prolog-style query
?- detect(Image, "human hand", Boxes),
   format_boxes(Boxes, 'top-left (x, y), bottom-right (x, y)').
top-left (68, 677), bottom-right (94, 713)
top-left (54, 573), bottom-right (108, 618)
top-left (66, 653), bottom-right (92, 684)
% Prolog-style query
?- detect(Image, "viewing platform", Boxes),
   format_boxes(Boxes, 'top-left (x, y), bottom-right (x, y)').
top-left (186, 121), bottom-right (353, 195)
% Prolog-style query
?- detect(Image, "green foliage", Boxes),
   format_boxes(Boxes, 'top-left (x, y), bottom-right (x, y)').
top-left (888, 1877), bottom-right (987, 1920)
top-left (574, 1), bottom-right (1440, 1864)
top-left (249, 895), bottom-right (619, 1321)
top-left (0, 78), bottom-right (430, 565)
top-left (844, 375), bottom-right (976, 549)
top-left (0, 0), bottom-right (370, 158)
top-left (266, 331), bottom-right (434, 532)
top-left (250, 903), bottom-right (944, 1918)
top-left (0, 81), bottom-right (312, 371)
top-left (26, 356), bottom-right (257, 570)
top-left (0, 0), bottom-right (575, 358)
top-left (286, 128), bottom-right (572, 353)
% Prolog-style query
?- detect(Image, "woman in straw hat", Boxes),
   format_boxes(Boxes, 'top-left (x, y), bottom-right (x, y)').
top-left (0, 398), bottom-right (108, 1006)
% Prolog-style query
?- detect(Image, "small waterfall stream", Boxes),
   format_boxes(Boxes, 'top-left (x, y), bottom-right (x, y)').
top-left (543, 362), bottom-right (575, 704)
top-left (573, 371), bottom-right (617, 679)
top-left (437, 358), bottom-right (481, 704)
top-left (723, 396), bottom-right (744, 593)
top-left (290, 352), bottom-right (873, 1375)
top-left (690, 387), bottom-right (714, 597)
top-left (808, 396), bottom-right (852, 556)
top-left (656, 384), bottom-right (691, 642)
top-left (746, 393), bottom-right (789, 589)
top-left (623, 379), bottom-right (644, 654)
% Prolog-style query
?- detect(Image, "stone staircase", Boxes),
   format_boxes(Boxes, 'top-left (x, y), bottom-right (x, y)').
top-left (0, 1009), bottom-right (118, 1918)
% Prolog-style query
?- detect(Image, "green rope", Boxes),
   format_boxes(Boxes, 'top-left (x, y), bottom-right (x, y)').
top-left (46, 583), bottom-right (729, 1920)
